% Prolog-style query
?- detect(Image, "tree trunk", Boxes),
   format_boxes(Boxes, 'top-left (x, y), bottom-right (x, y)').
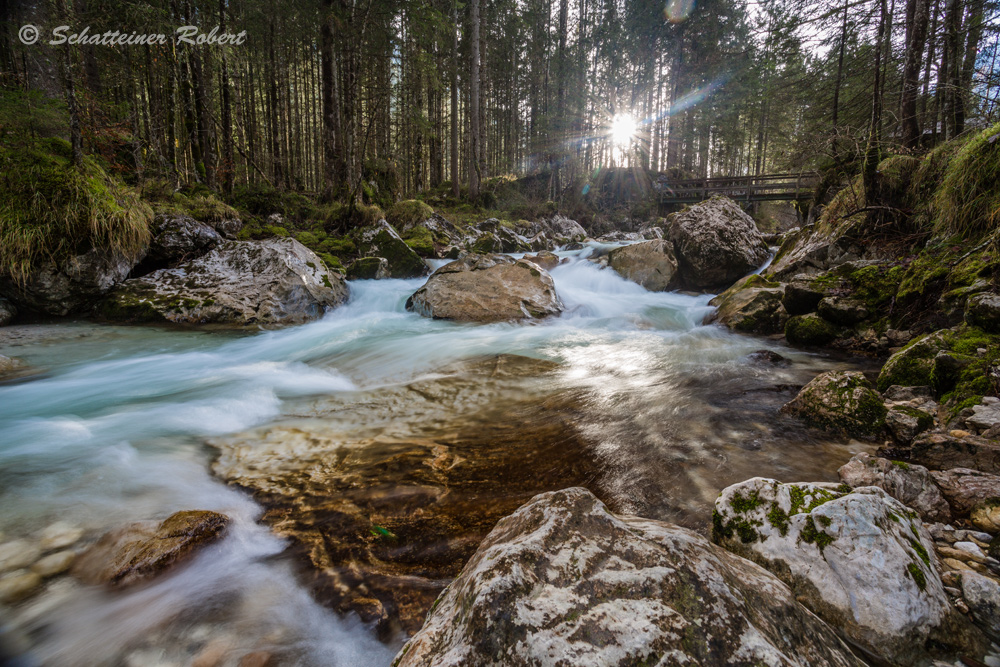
top-left (451, 0), bottom-right (460, 198)
top-left (469, 0), bottom-right (482, 200)
top-left (900, 0), bottom-right (930, 148)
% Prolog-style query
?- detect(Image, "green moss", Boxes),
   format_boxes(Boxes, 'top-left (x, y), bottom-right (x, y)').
top-left (730, 489), bottom-right (763, 514)
top-left (402, 225), bottom-right (436, 257)
top-left (767, 504), bottom-right (790, 536)
top-left (906, 561), bottom-right (928, 591)
top-left (933, 122), bottom-right (1000, 238)
top-left (785, 314), bottom-right (838, 346)
top-left (909, 537), bottom-right (931, 566)
top-left (799, 515), bottom-right (835, 552)
top-left (387, 199), bottom-right (434, 229)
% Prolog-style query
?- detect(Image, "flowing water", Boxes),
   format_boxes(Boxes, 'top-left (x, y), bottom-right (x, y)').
top-left (0, 244), bottom-right (875, 666)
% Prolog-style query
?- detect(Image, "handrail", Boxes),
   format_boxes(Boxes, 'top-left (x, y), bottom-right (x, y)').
top-left (655, 172), bottom-right (819, 204)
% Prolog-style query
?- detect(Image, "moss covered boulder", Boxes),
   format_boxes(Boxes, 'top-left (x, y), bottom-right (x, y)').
top-left (356, 220), bottom-right (430, 278)
top-left (666, 196), bottom-right (771, 289)
top-left (713, 478), bottom-right (984, 665)
top-left (782, 370), bottom-right (886, 438)
top-left (607, 239), bottom-right (681, 292)
top-left (706, 275), bottom-right (788, 334)
top-left (785, 313), bottom-right (839, 346)
top-left (406, 253), bottom-right (562, 323)
top-left (346, 256), bottom-right (390, 280)
top-left (395, 487), bottom-right (864, 667)
top-left (99, 238), bottom-right (349, 326)
top-left (876, 331), bottom-right (951, 392)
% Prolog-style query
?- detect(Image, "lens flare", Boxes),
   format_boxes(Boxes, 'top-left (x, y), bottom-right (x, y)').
top-left (610, 114), bottom-right (637, 147)
top-left (664, 0), bottom-right (695, 22)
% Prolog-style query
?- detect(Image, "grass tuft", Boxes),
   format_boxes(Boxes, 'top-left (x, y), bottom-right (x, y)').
top-left (933, 123), bottom-right (1000, 238)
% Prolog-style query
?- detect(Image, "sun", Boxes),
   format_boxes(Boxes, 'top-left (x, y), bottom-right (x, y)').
top-left (610, 114), bottom-right (637, 146)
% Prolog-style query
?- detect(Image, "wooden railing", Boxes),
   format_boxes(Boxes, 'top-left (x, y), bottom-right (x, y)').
top-left (655, 172), bottom-right (819, 205)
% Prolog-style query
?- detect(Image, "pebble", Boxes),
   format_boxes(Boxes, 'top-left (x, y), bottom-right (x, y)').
top-left (966, 530), bottom-right (994, 543)
top-left (939, 546), bottom-right (978, 562)
top-left (0, 571), bottom-right (42, 603)
top-left (0, 540), bottom-right (42, 573)
top-left (950, 430), bottom-right (972, 437)
top-left (941, 571), bottom-right (961, 587)
top-left (191, 639), bottom-right (233, 667)
top-left (954, 599), bottom-right (970, 614)
top-left (238, 651), bottom-right (273, 667)
top-left (942, 557), bottom-right (974, 571)
top-left (944, 586), bottom-right (961, 596)
top-left (31, 550), bottom-right (76, 577)
top-left (38, 522), bottom-right (83, 551)
top-left (123, 648), bottom-right (180, 667)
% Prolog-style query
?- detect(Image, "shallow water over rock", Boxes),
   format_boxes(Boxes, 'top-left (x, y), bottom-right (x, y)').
top-left (0, 244), bottom-right (875, 665)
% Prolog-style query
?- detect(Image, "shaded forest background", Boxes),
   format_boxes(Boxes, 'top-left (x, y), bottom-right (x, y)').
top-left (0, 0), bottom-right (998, 223)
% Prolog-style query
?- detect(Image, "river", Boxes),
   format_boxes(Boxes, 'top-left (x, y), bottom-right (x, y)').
top-left (0, 244), bottom-right (873, 666)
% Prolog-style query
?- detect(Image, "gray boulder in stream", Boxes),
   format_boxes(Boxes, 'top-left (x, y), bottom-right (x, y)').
top-left (607, 239), bottom-right (680, 291)
top-left (98, 238), bottom-right (348, 326)
top-left (406, 253), bottom-right (562, 323)
top-left (667, 196), bottom-right (770, 289)
top-left (394, 487), bottom-right (864, 667)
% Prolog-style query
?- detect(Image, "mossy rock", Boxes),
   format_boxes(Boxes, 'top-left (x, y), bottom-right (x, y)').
top-left (346, 256), bottom-right (389, 280)
top-left (785, 314), bottom-right (839, 346)
top-left (783, 370), bottom-right (887, 438)
top-left (387, 200), bottom-right (434, 230)
top-left (877, 331), bottom-right (951, 392)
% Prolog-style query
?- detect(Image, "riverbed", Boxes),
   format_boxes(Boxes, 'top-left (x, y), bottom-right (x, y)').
top-left (0, 244), bottom-right (874, 666)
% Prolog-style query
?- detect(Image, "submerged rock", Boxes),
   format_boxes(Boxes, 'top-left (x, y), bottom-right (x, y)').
top-left (356, 220), bottom-right (430, 279)
top-left (838, 453), bottom-right (951, 522)
top-left (395, 487), bottom-right (863, 667)
top-left (98, 238), bottom-right (349, 326)
top-left (74, 510), bottom-right (229, 587)
top-left (667, 196), bottom-right (770, 289)
top-left (210, 355), bottom-right (601, 635)
top-left (607, 239), bottom-right (680, 291)
top-left (406, 253), bottom-right (562, 323)
top-left (782, 370), bottom-right (886, 438)
top-left (713, 478), bottom-right (985, 665)
top-left (0, 247), bottom-right (140, 316)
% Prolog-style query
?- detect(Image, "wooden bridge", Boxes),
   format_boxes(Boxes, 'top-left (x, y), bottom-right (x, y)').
top-left (655, 173), bottom-right (819, 206)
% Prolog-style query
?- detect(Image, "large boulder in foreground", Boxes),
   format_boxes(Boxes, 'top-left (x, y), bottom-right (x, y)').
top-left (713, 478), bottom-right (985, 665)
top-left (395, 487), bottom-right (863, 667)
top-left (356, 220), bottom-right (430, 278)
top-left (99, 238), bottom-right (348, 326)
top-left (406, 253), bottom-right (562, 323)
top-left (607, 239), bottom-right (680, 291)
top-left (667, 196), bottom-right (770, 289)
top-left (782, 370), bottom-right (886, 438)
top-left (0, 247), bottom-right (140, 316)
top-left (73, 510), bottom-right (229, 587)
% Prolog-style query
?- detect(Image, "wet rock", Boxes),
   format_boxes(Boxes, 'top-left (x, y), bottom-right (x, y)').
top-left (838, 453), bottom-right (951, 522)
top-left (707, 276), bottom-right (787, 335)
top-left (966, 292), bottom-right (1000, 333)
top-left (0, 247), bottom-right (141, 316)
top-left (406, 254), bottom-right (562, 323)
top-left (521, 251), bottom-right (560, 271)
top-left (883, 385), bottom-right (936, 402)
top-left (38, 521), bottom-right (84, 551)
top-left (961, 572), bottom-right (1000, 641)
top-left (398, 213), bottom-right (471, 256)
top-left (346, 257), bottom-right (390, 281)
top-left (73, 510), bottom-right (229, 587)
top-left (910, 432), bottom-right (1000, 474)
top-left (667, 196), bottom-right (770, 289)
top-left (785, 313), bottom-right (839, 346)
top-left (356, 220), bottom-right (430, 279)
top-left (237, 651), bottom-right (273, 667)
top-left (887, 329), bottom-right (914, 347)
top-left (767, 221), bottom-right (871, 280)
top-left (745, 349), bottom-right (789, 365)
top-left (606, 239), bottom-right (680, 291)
top-left (929, 468), bottom-right (1000, 517)
top-left (0, 354), bottom-right (24, 376)
top-left (0, 571), bottom-right (43, 603)
top-left (98, 238), bottom-right (349, 326)
top-left (818, 296), bottom-right (870, 325)
top-left (395, 487), bottom-right (864, 667)
top-left (782, 370), bottom-right (887, 438)
top-left (210, 355), bottom-right (602, 635)
top-left (0, 297), bottom-right (16, 326)
top-left (713, 479), bottom-right (984, 665)
top-left (782, 276), bottom-right (825, 315)
top-left (0, 540), bottom-right (42, 574)
top-left (134, 214), bottom-right (223, 275)
top-left (31, 550), bottom-right (76, 577)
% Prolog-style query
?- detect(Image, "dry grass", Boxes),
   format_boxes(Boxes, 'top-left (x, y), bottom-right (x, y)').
top-left (933, 123), bottom-right (1000, 238)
